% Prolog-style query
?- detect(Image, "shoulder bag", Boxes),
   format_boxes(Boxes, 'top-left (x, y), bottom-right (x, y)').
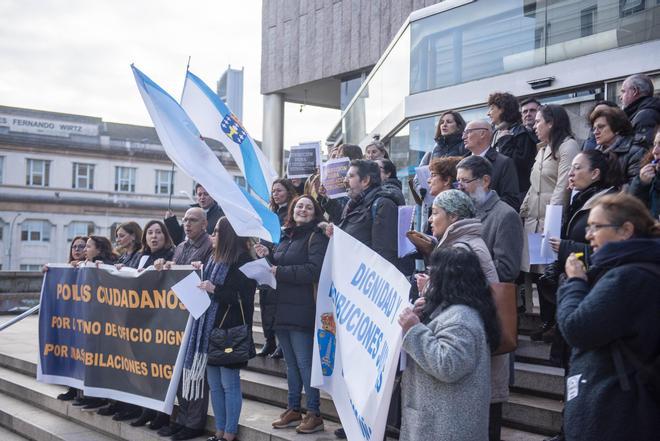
top-left (208, 297), bottom-right (256, 366)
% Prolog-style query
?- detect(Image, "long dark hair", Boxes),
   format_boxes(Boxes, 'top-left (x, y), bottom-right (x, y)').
top-left (116, 221), bottom-right (143, 254)
top-left (213, 217), bottom-right (250, 264)
top-left (88, 236), bottom-right (118, 263)
top-left (269, 178), bottom-right (298, 212)
top-left (283, 195), bottom-right (325, 229)
top-left (424, 247), bottom-right (501, 352)
top-left (539, 104), bottom-right (574, 159)
top-left (434, 110), bottom-right (466, 140)
top-left (141, 220), bottom-right (174, 254)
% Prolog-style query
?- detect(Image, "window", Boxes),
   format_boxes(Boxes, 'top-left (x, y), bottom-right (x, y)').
top-left (67, 221), bottom-right (94, 241)
top-left (155, 170), bottom-right (174, 195)
top-left (72, 163), bottom-right (95, 189)
top-left (0, 225), bottom-right (3, 241)
top-left (114, 166), bottom-right (136, 192)
top-left (26, 159), bottom-right (50, 187)
top-left (21, 220), bottom-right (51, 242)
top-left (580, 7), bottom-right (597, 37)
top-left (20, 264), bottom-right (42, 271)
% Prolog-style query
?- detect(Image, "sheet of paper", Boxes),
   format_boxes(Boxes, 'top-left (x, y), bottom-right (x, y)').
top-left (414, 165), bottom-right (435, 205)
top-left (528, 232), bottom-right (554, 265)
top-left (171, 271), bottom-right (211, 319)
top-left (541, 205), bottom-right (563, 259)
top-left (397, 206), bottom-right (416, 258)
top-left (239, 258), bottom-right (277, 289)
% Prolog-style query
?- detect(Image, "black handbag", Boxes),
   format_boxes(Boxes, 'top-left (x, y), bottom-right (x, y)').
top-left (207, 297), bottom-right (256, 366)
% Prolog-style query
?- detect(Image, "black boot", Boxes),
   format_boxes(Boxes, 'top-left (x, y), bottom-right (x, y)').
top-left (57, 387), bottom-right (77, 401)
top-left (131, 408), bottom-right (156, 427)
top-left (148, 412), bottom-right (169, 430)
top-left (269, 346), bottom-right (283, 359)
top-left (258, 338), bottom-right (276, 357)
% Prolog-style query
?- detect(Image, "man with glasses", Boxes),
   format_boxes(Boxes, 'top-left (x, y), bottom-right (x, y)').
top-left (165, 184), bottom-right (225, 245)
top-left (455, 155), bottom-right (523, 441)
top-left (155, 207), bottom-right (213, 441)
top-left (462, 120), bottom-right (520, 210)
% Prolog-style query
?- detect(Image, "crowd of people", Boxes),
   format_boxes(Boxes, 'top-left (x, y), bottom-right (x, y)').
top-left (45, 73), bottom-right (660, 441)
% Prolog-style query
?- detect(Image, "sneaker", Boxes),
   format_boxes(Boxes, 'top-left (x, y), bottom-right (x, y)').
top-left (296, 413), bottom-right (324, 434)
top-left (272, 408), bottom-right (302, 429)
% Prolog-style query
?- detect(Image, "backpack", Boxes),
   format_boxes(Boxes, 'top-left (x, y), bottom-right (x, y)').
top-left (611, 262), bottom-right (660, 404)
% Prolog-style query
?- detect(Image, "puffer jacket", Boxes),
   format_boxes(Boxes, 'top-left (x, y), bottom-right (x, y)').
top-left (271, 222), bottom-right (329, 331)
top-left (557, 239), bottom-right (660, 441)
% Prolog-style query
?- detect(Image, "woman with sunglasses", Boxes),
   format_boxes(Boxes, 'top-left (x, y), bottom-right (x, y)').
top-left (557, 193), bottom-right (660, 441)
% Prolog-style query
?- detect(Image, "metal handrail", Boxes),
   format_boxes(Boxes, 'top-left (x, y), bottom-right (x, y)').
top-left (0, 304), bottom-right (40, 332)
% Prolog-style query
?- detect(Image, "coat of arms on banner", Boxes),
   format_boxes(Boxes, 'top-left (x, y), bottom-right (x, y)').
top-left (220, 114), bottom-right (247, 144)
top-left (317, 313), bottom-right (336, 376)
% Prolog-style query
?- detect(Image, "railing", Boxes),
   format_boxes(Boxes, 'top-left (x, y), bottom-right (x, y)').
top-left (0, 304), bottom-right (40, 332)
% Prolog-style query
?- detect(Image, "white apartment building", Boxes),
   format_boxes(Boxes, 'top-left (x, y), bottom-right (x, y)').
top-left (0, 105), bottom-right (240, 270)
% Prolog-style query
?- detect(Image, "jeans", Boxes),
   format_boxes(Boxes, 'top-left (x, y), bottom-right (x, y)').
top-left (276, 329), bottom-right (320, 413)
top-left (207, 365), bottom-right (242, 434)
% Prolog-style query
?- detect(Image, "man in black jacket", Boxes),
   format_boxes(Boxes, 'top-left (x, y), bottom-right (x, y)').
top-left (462, 120), bottom-right (521, 211)
top-left (620, 73), bottom-right (660, 148)
top-left (165, 184), bottom-right (224, 245)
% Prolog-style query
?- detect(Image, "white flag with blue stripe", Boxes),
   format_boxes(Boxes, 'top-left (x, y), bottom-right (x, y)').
top-left (181, 71), bottom-right (277, 203)
top-left (131, 65), bottom-right (280, 243)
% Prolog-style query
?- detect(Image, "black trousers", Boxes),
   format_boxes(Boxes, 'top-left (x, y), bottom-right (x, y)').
top-left (260, 290), bottom-right (277, 343)
top-left (489, 402), bottom-right (502, 441)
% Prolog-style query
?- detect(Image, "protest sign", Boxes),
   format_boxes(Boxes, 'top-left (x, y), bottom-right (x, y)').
top-left (321, 157), bottom-right (350, 199)
top-left (312, 227), bottom-right (410, 441)
top-left (37, 264), bottom-right (193, 413)
top-left (287, 142), bottom-right (320, 178)
top-left (397, 206), bottom-right (416, 258)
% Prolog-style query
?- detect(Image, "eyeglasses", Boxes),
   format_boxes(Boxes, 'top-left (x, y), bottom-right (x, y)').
top-left (463, 128), bottom-right (488, 135)
top-left (453, 177), bottom-right (480, 188)
top-left (585, 224), bottom-right (620, 234)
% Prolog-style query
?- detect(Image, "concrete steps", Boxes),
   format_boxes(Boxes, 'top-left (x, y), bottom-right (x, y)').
top-left (0, 315), bottom-right (557, 440)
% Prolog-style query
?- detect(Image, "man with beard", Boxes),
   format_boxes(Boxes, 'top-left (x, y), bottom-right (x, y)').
top-left (455, 155), bottom-right (523, 284)
top-left (462, 120), bottom-right (520, 210)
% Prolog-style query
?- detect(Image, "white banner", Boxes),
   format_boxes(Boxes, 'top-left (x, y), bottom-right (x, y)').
top-left (312, 227), bottom-right (410, 441)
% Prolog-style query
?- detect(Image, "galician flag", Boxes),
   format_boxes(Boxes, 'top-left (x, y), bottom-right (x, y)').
top-left (181, 71), bottom-right (277, 203)
top-left (131, 65), bottom-right (280, 243)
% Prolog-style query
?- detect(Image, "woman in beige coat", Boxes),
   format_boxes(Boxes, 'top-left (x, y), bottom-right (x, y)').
top-left (520, 104), bottom-right (579, 341)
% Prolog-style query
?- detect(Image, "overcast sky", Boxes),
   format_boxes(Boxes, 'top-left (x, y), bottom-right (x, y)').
top-left (0, 0), bottom-right (339, 150)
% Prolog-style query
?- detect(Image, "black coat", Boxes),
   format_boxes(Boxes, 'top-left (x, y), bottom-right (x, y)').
top-left (338, 185), bottom-right (399, 266)
top-left (420, 133), bottom-right (467, 165)
top-left (624, 95), bottom-right (660, 148)
top-left (210, 253), bottom-right (257, 368)
top-left (558, 185), bottom-right (615, 267)
top-left (164, 202), bottom-right (225, 245)
top-left (629, 173), bottom-right (660, 219)
top-left (557, 239), bottom-right (660, 441)
top-left (601, 135), bottom-right (646, 186)
top-left (492, 122), bottom-right (537, 198)
top-left (482, 147), bottom-right (521, 211)
top-left (138, 247), bottom-right (175, 269)
top-left (381, 177), bottom-right (406, 206)
top-left (272, 223), bottom-right (329, 331)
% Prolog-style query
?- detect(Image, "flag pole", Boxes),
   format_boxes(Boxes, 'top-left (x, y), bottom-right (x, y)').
top-left (167, 56), bottom-right (192, 212)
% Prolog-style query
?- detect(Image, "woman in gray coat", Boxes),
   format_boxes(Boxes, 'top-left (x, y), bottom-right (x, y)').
top-left (398, 247), bottom-right (501, 441)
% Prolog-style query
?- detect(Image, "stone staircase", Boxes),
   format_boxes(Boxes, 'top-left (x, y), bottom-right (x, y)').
top-left (0, 296), bottom-right (559, 441)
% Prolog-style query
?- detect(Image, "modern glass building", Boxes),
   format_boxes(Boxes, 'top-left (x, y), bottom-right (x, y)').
top-left (328, 0), bottom-right (659, 186)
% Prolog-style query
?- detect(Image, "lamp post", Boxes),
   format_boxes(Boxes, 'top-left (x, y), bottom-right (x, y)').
top-left (6, 212), bottom-right (22, 271)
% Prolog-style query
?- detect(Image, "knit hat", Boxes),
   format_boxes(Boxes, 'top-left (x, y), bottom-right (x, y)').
top-left (432, 189), bottom-right (475, 219)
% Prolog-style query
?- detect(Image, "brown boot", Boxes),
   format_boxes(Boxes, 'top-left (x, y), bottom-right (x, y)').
top-left (296, 412), bottom-right (324, 434)
top-left (272, 408), bottom-right (302, 429)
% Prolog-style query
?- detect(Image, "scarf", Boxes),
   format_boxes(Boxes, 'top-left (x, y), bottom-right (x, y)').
top-left (182, 257), bottom-right (229, 400)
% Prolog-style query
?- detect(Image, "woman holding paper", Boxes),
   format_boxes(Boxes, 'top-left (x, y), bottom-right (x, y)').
top-left (195, 217), bottom-right (256, 441)
top-left (556, 193), bottom-right (660, 441)
top-left (254, 195), bottom-right (329, 434)
top-left (398, 247), bottom-right (500, 441)
top-left (520, 104), bottom-right (579, 342)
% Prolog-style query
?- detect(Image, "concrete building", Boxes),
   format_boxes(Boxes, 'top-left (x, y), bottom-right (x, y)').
top-left (0, 105), bottom-right (240, 270)
top-left (261, 0), bottom-right (660, 179)
top-left (217, 65), bottom-right (245, 121)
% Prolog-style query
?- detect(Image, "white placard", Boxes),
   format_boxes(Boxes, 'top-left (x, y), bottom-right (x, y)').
top-left (171, 271), bottom-right (211, 319)
top-left (541, 205), bottom-right (563, 259)
top-left (239, 258), bottom-right (277, 289)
